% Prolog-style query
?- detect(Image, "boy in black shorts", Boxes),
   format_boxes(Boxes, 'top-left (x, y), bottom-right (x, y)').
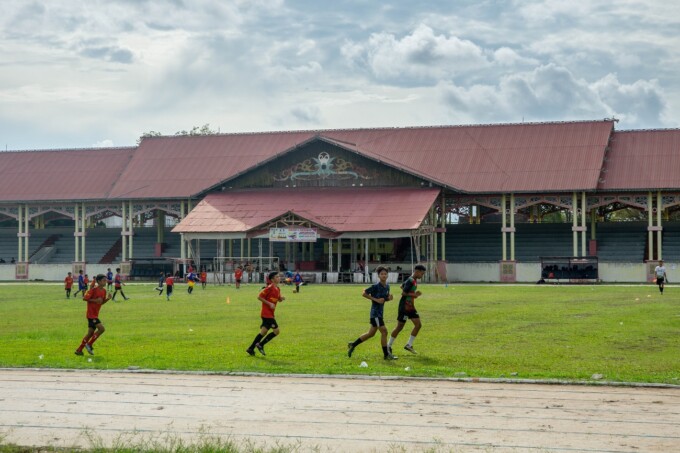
top-left (247, 271), bottom-right (285, 356)
top-left (347, 266), bottom-right (397, 360)
top-left (388, 264), bottom-right (426, 355)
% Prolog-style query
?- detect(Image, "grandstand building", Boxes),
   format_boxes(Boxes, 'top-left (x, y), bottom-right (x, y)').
top-left (1, 119), bottom-right (679, 283)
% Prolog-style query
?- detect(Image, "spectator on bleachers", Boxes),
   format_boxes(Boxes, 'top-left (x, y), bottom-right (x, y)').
top-left (10, 257), bottom-right (15, 264)
top-left (0, 258), bottom-right (5, 263)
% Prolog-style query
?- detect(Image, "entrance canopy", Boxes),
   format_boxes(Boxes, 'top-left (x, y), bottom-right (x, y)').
top-left (172, 187), bottom-right (441, 239)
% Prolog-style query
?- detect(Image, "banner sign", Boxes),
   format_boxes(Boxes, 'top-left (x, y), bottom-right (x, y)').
top-left (269, 227), bottom-right (318, 242)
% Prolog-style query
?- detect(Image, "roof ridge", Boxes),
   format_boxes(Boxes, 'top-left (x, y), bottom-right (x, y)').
top-left (1, 146), bottom-right (136, 154)
top-left (143, 119), bottom-right (616, 141)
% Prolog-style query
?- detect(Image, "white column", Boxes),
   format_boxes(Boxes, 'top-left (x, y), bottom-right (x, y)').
top-left (240, 238), bottom-right (244, 261)
top-left (510, 193), bottom-right (515, 261)
top-left (128, 200), bottom-right (134, 260)
top-left (180, 201), bottom-right (186, 261)
top-left (328, 239), bottom-right (333, 272)
top-left (364, 237), bottom-right (369, 282)
top-left (337, 238), bottom-right (341, 272)
top-left (657, 191), bottom-right (663, 260)
top-left (581, 192), bottom-right (587, 257)
top-left (647, 191), bottom-right (653, 261)
top-left (24, 205), bottom-right (29, 261)
top-left (74, 203), bottom-right (80, 262)
top-left (17, 204), bottom-right (23, 262)
top-left (441, 194), bottom-right (446, 262)
top-left (81, 202), bottom-right (86, 262)
top-left (572, 192), bottom-right (578, 257)
top-left (121, 202), bottom-right (127, 262)
top-left (501, 194), bottom-right (507, 261)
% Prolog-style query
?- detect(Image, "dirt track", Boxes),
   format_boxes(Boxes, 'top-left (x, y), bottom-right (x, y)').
top-left (0, 369), bottom-right (678, 452)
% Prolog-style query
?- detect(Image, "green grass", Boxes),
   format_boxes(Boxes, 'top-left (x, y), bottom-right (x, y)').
top-left (0, 282), bottom-right (678, 384)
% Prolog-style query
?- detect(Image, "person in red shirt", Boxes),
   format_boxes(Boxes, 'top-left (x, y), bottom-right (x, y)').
top-left (165, 273), bottom-right (174, 301)
top-left (234, 266), bottom-right (243, 289)
top-left (247, 271), bottom-right (285, 356)
top-left (200, 269), bottom-right (207, 289)
top-left (75, 274), bottom-right (111, 356)
top-left (89, 275), bottom-right (97, 290)
top-left (64, 272), bottom-right (74, 298)
top-left (112, 268), bottom-right (129, 301)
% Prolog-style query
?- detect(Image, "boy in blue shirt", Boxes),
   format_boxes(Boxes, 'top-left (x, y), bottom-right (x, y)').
top-left (347, 266), bottom-right (397, 360)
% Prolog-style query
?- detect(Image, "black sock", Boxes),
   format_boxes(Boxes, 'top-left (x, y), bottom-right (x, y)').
top-left (382, 346), bottom-right (388, 357)
top-left (249, 334), bottom-right (264, 350)
top-left (661, 287), bottom-right (664, 293)
top-left (121, 291), bottom-right (127, 298)
top-left (352, 338), bottom-right (363, 347)
top-left (260, 332), bottom-right (277, 346)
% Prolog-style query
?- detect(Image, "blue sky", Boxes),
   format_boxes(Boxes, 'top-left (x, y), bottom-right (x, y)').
top-left (1, 0), bottom-right (679, 150)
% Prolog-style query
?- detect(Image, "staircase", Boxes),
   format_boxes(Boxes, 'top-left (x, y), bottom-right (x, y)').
top-left (100, 237), bottom-right (122, 264)
top-left (29, 234), bottom-right (61, 263)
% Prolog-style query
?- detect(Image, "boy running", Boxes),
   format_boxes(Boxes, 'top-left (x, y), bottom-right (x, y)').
top-left (64, 272), bottom-right (73, 298)
top-left (106, 268), bottom-right (113, 291)
top-left (293, 271), bottom-right (303, 293)
top-left (247, 271), bottom-right (285, 356)
top-left (234, 266), bottom-right (243, 289)
top-left (111, 268), bottom-right (129, 301)
top-left (347, 266), bottom-right (397, 360)
top-left (73, 270), bottom-right (86, 298)
top-left (388, 264), bottom-right (426, 355)
top-left (165, 273), bottom-right (174, 301)
top-left (156, 272), bottom-right (165, 295)
top-left (654, 260), bottom-right (668, 294)
top-left (200, 269), bottom-right (207, 289)
top-left (74, 274), bottom-right (111, 356)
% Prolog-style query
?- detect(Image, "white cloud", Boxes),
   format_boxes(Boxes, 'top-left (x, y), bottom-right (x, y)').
top-left (342, 24), bottom-right (490, 84)
top-left (93, 139), bottom-right (114, 148)
top-left (442, 64), bottom-right (669, 128)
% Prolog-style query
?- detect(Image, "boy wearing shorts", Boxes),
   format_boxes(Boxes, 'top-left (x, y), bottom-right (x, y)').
top-left (389, 264), bottom-right (426, 355)
top-left (75, 274), bottom-right (111, 356)
top-left (247, 271), bottom-right (285, 356)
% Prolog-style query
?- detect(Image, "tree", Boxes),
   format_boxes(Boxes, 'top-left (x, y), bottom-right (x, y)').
top-left (174, 123), bottom-right (217, 136)
top-left (136, 130), bottom-right (162, 145)
top-left (137, 124), bottom-right (218, 144)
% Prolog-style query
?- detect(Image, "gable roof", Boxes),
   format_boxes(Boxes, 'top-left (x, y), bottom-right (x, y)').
top-left (172, 187), bottom-right (441, 235)
top-left (599, 129), bottom-right (680, 191)
top-left (0, 147), bottom-right (134, 202)
top-left (108, 120), bottom-right (615, 199)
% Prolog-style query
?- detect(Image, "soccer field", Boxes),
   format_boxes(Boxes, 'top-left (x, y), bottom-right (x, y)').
top-left (0, 282), bottom-right (678, 384)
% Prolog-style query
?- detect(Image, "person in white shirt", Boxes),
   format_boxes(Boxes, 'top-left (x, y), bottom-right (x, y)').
top-left (654, 260), bottom-right (667, 294)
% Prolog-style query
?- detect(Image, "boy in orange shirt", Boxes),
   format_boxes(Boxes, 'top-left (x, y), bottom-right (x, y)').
top-left (246, 271), bottom-right (285, 356)
top-left (75, 274), bottom-right (111, 356)
top-left (64, 272), bottom-right (74, 298)
top-left (234, 266), bottom-right (243, 289)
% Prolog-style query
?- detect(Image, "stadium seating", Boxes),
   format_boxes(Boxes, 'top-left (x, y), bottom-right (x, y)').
top-left (663, 221), bottom-right (680, 261)
top-left (595, 222), bottom-right (646, 262)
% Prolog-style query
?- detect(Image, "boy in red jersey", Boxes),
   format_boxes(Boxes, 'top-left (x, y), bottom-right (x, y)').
top-left (388, 264), bottom-right (426, 355)
top-left (165, 273), bottom-right (174, 300)
top-left (64, 272), bottom-right (74, 298)
top-left (111, 267), bottom-right (129, 301)
top-left (75, 274), bottom-right (111, 356)
top-left (246, 271), bottom-right (285, 356)
top-left (200, 269), bottom-right (207, 289)
top-left (234, 266), bottom-right (243, 289)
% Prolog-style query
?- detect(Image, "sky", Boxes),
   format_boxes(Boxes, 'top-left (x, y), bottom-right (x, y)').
top-left (1, 0), bottom-right (679, 151)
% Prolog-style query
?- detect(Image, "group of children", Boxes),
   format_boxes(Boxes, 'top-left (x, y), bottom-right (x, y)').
top-left (70, 263), bottom-right (427, 361)
top-left (155, 269), bottom-right (207, 300)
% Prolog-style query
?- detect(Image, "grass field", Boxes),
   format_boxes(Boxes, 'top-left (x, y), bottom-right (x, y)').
top-left (0, 281), bottom-right (678, 384)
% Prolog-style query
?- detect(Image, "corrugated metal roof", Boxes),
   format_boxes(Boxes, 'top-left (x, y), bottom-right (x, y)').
top-left (0, 147), bottom-right (134, 202)
top-left (110, 120), bottom-right (614, 199)
top-left (320, 121), bottom-right (614, 193)
top-left (172, 187), bottom-right (441, 233)
top-left (107, 132), bottom-right (316, 199)
top-left (599, 129), bottom-right (680, 190)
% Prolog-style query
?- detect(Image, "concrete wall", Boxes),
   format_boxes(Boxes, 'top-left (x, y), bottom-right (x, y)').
top-left (0, 264), bottom-right (118, 282)
top-left (2, 262), bottom-right (679, 283)
top-left (445, 261), bottom-right (680, 283)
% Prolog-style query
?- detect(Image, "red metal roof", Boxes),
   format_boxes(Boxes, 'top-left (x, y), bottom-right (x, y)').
top-left (107, 132), bottom-right (315, 199)
top-left (599, 129), bottom-right (680, 190)
top-left (172, 187), bottom-right (441, 234)
top-left (319, 120), bottom-right (615, 193)
top-left (0, 147), bottom-right (134, 202)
